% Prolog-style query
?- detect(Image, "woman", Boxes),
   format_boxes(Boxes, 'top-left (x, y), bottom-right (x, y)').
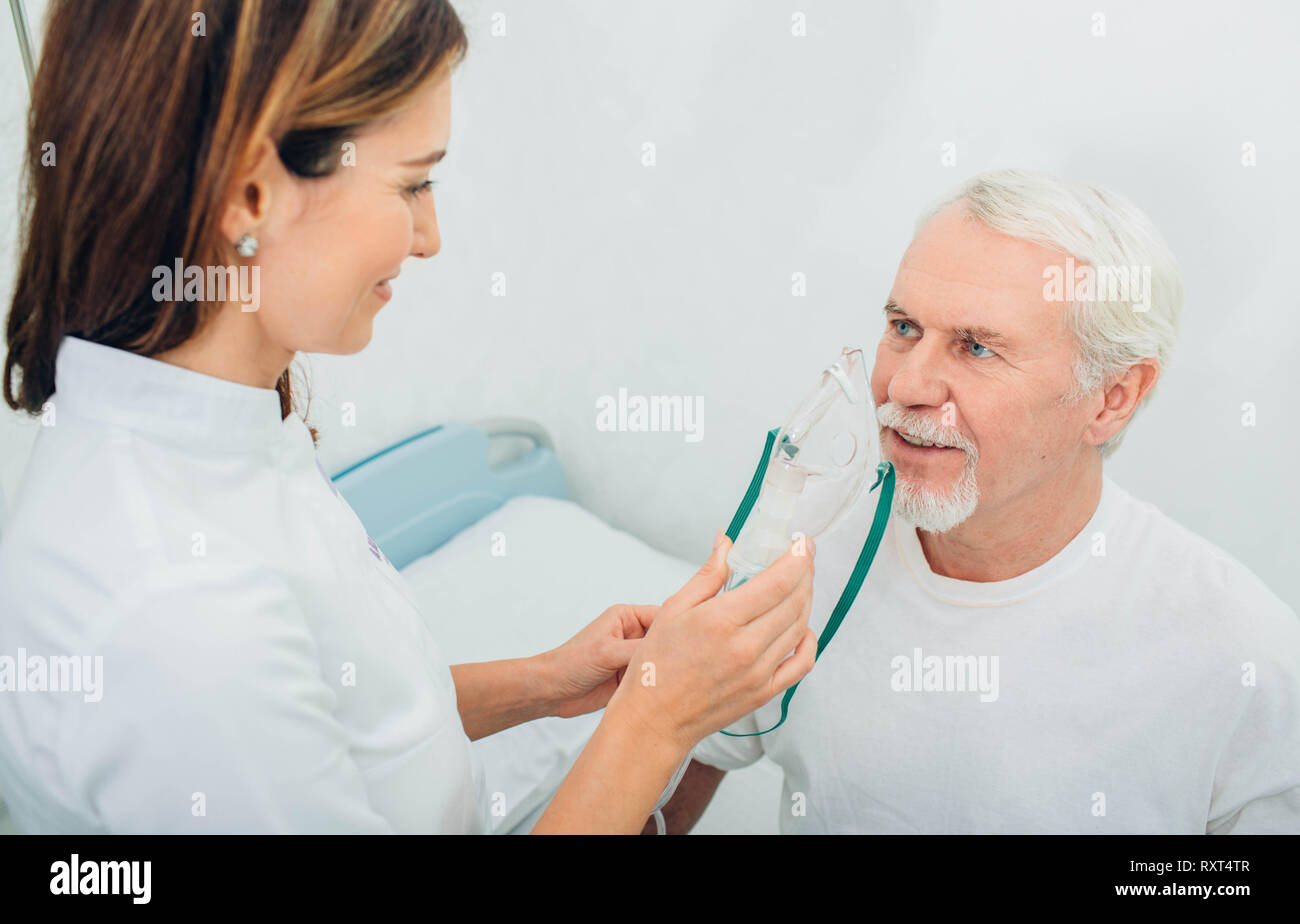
top-left (0, 0), bottom-right (815, 833)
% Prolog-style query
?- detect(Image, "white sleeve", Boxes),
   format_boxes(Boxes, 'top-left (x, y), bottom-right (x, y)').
top-left (1207, 605), bottom-right (1300, 835)
top-left (1208, 787), bottom-right (1300, 835)
top-left (691, 711), bottom-right (765, 771)
top-left (60, 560), bottom-right (393, 833)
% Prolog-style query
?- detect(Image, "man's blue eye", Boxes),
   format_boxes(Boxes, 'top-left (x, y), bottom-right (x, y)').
top-left (893, 320), bottom-right (917, 337)
top-left (966, 340), bottom-right (995, 358)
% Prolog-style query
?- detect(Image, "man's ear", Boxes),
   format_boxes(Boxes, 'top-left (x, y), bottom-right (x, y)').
top-left (218, 135), bottom-right (279, 247)
top-left (1082, 358), bottom-right (1160, 450)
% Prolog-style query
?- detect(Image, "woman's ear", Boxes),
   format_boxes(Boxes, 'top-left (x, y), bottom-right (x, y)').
top-left (1083, 358), bottom-right (1160, 450)
top-left (219, 135), bottom-right (280, 247)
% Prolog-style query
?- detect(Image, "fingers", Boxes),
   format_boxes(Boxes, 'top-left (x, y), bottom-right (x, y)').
top-left (719, 539), bottom-right (815, 626)
top-left (617, 604), bottom-right (659, 638)
top-left (736, 567), bottom-right (812, 666)
top-left (758, 600), bottom-right (813, 668)
top-left (769, 626), bottom-right (817, 694)
top-left (661, 530), bottom-right (732, 616)
top-left (596, 637), bottom-right (643, 672)
top-left (722, 566), bottom-right (814, 641)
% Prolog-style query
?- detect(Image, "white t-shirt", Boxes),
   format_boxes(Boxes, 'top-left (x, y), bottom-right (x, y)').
top-left (693, 474), bottom-right (1300, 834)
top-left (0, 336), bottom-right (485, 833)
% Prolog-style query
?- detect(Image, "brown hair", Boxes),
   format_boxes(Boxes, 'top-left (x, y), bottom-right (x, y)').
top-left (4, 0), bottom-right (467, 442)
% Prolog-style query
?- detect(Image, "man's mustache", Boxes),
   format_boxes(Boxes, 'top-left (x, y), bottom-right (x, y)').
top-left (875, 402), bottom-right (977, 457)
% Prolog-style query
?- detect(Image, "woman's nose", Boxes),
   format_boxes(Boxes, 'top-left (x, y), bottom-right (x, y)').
top-left (411, 196), bottom-right (442, 259)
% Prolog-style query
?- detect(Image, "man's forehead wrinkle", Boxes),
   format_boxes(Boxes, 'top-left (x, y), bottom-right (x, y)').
top-left (902, 244), bottom-right (1062, 283)
top-left (892, 267), bottom-right (1031, 322)
top-left (906, 217), bottom-right (1077, 285)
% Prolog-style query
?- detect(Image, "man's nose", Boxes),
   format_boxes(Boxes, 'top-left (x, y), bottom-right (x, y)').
top-left (887, 336), bottom-right (951, 410)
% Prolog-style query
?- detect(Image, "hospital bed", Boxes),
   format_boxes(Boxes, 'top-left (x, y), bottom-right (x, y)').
top-left (0, 420), bottom-right (783, 835)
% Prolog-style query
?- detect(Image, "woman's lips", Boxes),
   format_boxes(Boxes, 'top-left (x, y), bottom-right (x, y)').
top-left (373, 280), bottom-right (392, 301)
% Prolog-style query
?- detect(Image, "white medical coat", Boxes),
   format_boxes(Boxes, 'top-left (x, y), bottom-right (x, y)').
top-left (0, 335), bottom-right (485, 833)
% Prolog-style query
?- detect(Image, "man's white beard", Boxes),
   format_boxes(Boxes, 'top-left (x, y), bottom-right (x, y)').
top-left (891, 460), bottom-right (979, 534)
top-left (876, 401), bottom-right (980, 534)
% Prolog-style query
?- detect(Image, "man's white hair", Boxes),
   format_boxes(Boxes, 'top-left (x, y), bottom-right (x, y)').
top-left (915, 168), bottom-right (1184, 458)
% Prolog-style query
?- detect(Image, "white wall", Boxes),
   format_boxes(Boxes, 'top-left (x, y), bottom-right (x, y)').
top-left (3, 0), bottom-right (1297, 607)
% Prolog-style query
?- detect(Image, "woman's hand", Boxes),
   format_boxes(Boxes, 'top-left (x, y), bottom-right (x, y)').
top-left (531, 531), bottom-right (817, 833)
top-left (605, 531), bottom-right (817, 753)
top-left (538, 603), bottom-right (660, 718)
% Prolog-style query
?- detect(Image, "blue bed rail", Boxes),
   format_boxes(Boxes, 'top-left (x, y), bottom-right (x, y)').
top-left (329, 421), bottom-right (568, 570)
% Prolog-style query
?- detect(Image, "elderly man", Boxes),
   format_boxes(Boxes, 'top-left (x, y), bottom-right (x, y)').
top-left (661, 168), bottom-right (1300, 834)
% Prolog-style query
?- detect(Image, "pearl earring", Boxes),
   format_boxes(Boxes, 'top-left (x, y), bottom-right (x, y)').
top-left (235, 233), bottom-right (259, 257)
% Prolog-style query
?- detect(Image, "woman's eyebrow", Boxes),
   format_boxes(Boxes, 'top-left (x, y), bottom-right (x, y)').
top-left (401, 149), bottom-right (447, 167)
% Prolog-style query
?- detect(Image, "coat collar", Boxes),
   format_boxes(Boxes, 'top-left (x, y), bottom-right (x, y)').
top-left (52, 335), bottom-right (300, 455)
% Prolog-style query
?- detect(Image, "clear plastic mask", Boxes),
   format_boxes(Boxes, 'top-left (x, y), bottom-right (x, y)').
top-left (726, 346), bottom-right (880, 590)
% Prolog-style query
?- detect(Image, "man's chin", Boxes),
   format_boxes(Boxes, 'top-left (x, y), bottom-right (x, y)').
top-left (891, 476), bottom-right (979, 535)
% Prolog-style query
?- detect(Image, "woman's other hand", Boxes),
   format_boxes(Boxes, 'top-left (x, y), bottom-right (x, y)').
top-left (539, 603), bottom-right (659, 718)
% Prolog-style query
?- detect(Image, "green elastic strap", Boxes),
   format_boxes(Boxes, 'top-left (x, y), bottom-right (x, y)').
top-left (720, 429), bottom-right (895, 737)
